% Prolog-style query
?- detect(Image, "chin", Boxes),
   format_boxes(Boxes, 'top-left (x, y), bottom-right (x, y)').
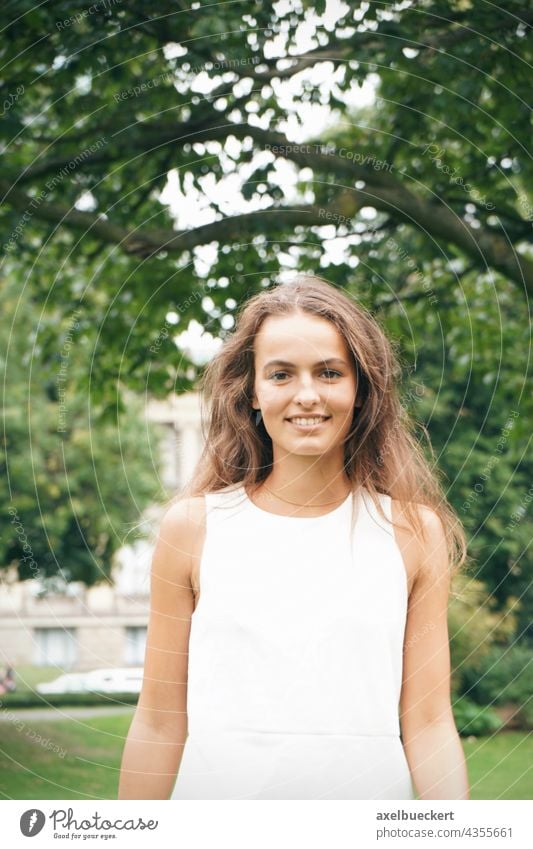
top-left (281, 439), bottom-right (336, 457)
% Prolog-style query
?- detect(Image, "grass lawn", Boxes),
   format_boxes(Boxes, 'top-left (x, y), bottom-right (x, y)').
top-left (462, 731), bottom-right (533, 800)
top-left (0, 710), bottom-right (531, 799)
top-left (0, 710), bottom-right (135, 799)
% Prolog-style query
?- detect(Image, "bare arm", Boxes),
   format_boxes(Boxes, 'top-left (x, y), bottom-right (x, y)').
top-left (117, 496), bottom-right (204, 799)
top-left (399, 507), bottom-right (470, 800)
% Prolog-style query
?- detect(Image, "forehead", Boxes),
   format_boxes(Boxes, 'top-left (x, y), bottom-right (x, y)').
top-left (254, 312), bottom-right (349, 361)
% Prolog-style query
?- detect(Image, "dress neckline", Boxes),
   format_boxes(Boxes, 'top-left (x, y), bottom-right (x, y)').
top-left (240, 484), bottom-right (354, 521)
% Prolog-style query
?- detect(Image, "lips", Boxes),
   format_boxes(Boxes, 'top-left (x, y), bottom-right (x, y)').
top-left (285, 415), bottom-right (330, 421)
top-left (285, 415), bottom-right (331, 429)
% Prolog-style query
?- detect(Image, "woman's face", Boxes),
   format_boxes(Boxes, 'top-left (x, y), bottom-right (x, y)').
top-left (251, 312), bottom-right (359, 459)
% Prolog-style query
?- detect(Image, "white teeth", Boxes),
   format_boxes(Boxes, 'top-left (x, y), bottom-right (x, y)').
top-left (290, 417), bottom-right (327, 425)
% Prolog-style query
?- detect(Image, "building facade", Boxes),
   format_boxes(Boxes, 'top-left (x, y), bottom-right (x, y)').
top-left (0, 392), bottom-right (204, 672)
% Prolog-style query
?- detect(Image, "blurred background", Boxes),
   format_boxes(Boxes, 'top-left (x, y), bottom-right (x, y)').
top-left (0, 0), bottom-right (531, 799)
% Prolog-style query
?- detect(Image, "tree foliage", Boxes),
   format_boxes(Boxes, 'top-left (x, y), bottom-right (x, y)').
top-left (0, 272), bottom-right (162, 585)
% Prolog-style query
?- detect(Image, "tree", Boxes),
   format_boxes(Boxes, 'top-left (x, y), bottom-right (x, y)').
top-left (0, 272), bottom-right (162, 585)
top-left (0, 1), bottom-right (531, 362)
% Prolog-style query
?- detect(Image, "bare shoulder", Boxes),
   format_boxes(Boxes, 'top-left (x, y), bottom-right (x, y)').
top-left (413, 504), bottom-right (450, 588)
top-left (159, 495), bottom-right (206, 536)
top-left (158, 495), bottom-right (206, 606)
top-left (153, 495), bottom-right (206, 587)
top-left (390, 499), bottom-right (448, 596)
top-left (391, 497), bottom-right (442, 525)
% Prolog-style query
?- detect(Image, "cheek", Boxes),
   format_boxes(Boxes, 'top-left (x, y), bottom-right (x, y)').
top-left (325, 385), bottom-right (354, 407)
top-left (257, 383), bottom-right (286, 409)
top-left (331, 392), bottom-right (357, 419)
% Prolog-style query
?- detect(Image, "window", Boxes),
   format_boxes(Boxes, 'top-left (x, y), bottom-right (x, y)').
top-left (34, 628), bottom-right (78, 668)
top-left (124, 626), bottom-right (147, 665)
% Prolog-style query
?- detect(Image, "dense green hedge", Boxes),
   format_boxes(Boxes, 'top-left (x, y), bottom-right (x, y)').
top-left (452, 697), bottom-right (504, 737)
top-left (461, 645), bottom-right (533, 729)
top-left (0, 691), bottom-right (138, 709)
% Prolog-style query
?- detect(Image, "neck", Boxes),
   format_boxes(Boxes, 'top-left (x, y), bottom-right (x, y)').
top-left (260, 453), bottom-right (350, 503)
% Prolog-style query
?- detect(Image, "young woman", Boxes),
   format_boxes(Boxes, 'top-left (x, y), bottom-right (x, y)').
top-left (118, 274), bottom-right (470, 800)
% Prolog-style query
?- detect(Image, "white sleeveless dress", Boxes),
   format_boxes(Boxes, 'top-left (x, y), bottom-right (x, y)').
top-left (170, 483), bottom-right (414, 800)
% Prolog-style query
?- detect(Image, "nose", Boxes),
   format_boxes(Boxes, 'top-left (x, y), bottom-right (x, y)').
top-left (293, 375), bottom-right (321, 407)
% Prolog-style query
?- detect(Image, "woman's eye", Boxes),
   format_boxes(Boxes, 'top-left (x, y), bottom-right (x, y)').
top-left (269, 370), bottom-right (341, 381)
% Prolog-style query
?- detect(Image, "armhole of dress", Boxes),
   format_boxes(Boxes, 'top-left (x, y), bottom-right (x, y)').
top-left (381, 493), bottom-right (411, 599)
top-left (195, 486), bottom-right (246, 606)
top-left (191, 494), bottom-right (209, 606)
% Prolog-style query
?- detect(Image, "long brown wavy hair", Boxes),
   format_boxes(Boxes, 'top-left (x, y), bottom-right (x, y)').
top-left (177, 273), bottom-right (467, 574)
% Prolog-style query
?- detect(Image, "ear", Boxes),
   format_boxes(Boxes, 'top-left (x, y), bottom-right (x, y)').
top-left (251, 391), bottom-right (258, 409)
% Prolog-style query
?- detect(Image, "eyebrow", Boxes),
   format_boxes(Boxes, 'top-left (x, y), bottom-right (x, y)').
top-left (262, 358), bottom-right (348, 371)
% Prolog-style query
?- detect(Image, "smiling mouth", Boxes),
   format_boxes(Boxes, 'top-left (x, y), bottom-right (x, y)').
top-left (286, 416), bottom-right (331, 428)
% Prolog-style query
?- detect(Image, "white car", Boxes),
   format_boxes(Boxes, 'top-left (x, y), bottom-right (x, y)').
top-left (36, 667), bottom-right (143, 695)
top-left (84, 667), bottom-right (143, 694)
top-left (36, 672), bottom-right (90, 694)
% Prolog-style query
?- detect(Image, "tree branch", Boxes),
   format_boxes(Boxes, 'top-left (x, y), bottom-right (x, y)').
top-left (253, 12), bottom-right (533, 81)
top-left (17, 117), bottom-right (399, 191)
top-left (1, 178), bottom-right (532, 295)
